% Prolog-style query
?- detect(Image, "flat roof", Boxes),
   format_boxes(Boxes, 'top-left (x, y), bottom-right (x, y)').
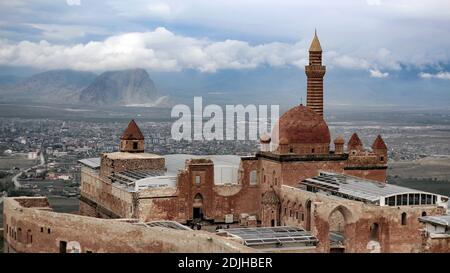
top-left (78, 157), bottom-right (101, 169)
top-left (419, 215), bottom-right (450, 227)
top-left (78, 153), bottom-right (241, 176)
top-left (300, 172), bottom-right (445, 205)
top-left (218, 226), bottom-right (318, 248)
top-left (105, 152), bottom-right (163, 160)
top-left (109, 169), bottom-right (176, 191)
top-left (145, 221), bottom-right (192, 230)
top-left (164, 154), bottom-right (241, 175)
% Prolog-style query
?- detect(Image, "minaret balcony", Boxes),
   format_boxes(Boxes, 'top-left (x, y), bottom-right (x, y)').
top-left (305, 65), bottom-right (326, 77)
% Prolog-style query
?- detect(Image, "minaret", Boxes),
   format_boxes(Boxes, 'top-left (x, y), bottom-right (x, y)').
top-left (305, 30), bottom-right (326, 116)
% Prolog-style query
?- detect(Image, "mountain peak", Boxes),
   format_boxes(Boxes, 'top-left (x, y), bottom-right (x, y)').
top-left (79, 68), bottom-right (159, 106)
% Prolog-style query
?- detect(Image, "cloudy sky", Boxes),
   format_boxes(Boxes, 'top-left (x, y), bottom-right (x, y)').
top-left (0, 0), bottom-right (449, 107)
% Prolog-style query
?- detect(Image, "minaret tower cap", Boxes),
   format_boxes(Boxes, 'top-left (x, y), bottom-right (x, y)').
top-left (309, 29), bottom-right (322, 52)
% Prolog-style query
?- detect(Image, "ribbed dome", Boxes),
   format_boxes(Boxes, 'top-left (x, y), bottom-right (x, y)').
top-left (262, 190), bottom-right (280, 205)
top-left (271, 105), bottom-right (330, 145)
top-left (334, 136), bottom-right (345, 145)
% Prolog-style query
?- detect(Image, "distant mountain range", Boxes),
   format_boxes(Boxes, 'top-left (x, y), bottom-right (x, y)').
top-left (0, 68), bottom-right (170, 107)
top-left (0, 66), bottom-right (449, 110)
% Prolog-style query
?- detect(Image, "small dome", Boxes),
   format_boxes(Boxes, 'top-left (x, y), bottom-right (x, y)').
top-left (334, 136), bottom-right (345, 145)
top-left (260, 133), bottom-right (271, 143)
top-left (262, 190), bottom-right (280, 205)
top-left (271, 105), bottom-right (330, 145)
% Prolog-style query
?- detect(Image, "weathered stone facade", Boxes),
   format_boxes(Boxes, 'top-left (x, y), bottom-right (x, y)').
top-left (278, 186), bottom-right (446, 253)
top-left (3, 197), bottom-right (251, 253)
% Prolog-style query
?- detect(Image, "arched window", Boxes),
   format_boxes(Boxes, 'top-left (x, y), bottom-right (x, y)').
top-left (401, 212), bottom-right (407, 225)
top-left (27, 229), bottom-right (33, 244)
top-left (370, 223), bottom-right (379, 241)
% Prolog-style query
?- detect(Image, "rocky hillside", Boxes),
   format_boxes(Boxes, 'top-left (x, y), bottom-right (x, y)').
top-left (79, 68), bottom-right (161, 106)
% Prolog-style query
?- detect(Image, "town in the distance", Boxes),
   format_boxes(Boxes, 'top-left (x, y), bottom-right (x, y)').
top-left (1, 32), bottom-right (450, 253)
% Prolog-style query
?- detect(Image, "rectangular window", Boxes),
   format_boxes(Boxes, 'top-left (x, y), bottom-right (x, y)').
top-left (426, 195), bottom-right (432, 205)
top-left (414, 194), bottom-right (420, 205)
top-left (402, 194), bottom-right (408, 206)
top-left (387, 196), bottom-right (395, 206)
top-left (249, 171), bottom-right (257, 185)
top-left (195, 175), bottom-right (201, 184)
top-left (421, 194), bottom-right (426, 205)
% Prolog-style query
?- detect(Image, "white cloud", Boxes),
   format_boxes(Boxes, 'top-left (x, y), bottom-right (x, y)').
top-left (328, 53), bottom-right (371, 70)
top-left (0, 27), bottom-right (402, 74)
top-left (0, 27), bottom-right (308, 72)
top-left (370, 69), bottom-right (389, 78)
top-left (419, 71), bottom-right (450, 80)
top-left (27, 24), bottom-right (108, 41)
top-left (66, 0), bottom-right (81, 6)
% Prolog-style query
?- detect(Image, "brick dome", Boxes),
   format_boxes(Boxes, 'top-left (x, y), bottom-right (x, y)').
top-left (334, 136), bottom-right (345, 145)
top-left (271, 105), bottom-right (330, 145)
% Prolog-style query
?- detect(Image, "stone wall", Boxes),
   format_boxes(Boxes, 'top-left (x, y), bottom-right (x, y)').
top-left (80, 166), bottom-right (134, 218)
top-left (3, 197), bottom-right (251, 253)
top-left (279, 185), bottom-right (445, 253)
top-left (99, 154), bottom-right (165, 177)
top-left (421, 236), bottom-right (450, 252)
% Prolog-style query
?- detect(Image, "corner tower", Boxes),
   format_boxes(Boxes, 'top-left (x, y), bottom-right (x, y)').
top-left (305, 30), bottom-right (326, 116)
top-left (120, 119), bottom-right (145, 153)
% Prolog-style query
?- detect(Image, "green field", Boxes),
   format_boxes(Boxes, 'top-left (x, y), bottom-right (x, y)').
top-left (389, 156), bottom-right (450, 181)
top-left (0, 155), bottom-right (37, 170)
